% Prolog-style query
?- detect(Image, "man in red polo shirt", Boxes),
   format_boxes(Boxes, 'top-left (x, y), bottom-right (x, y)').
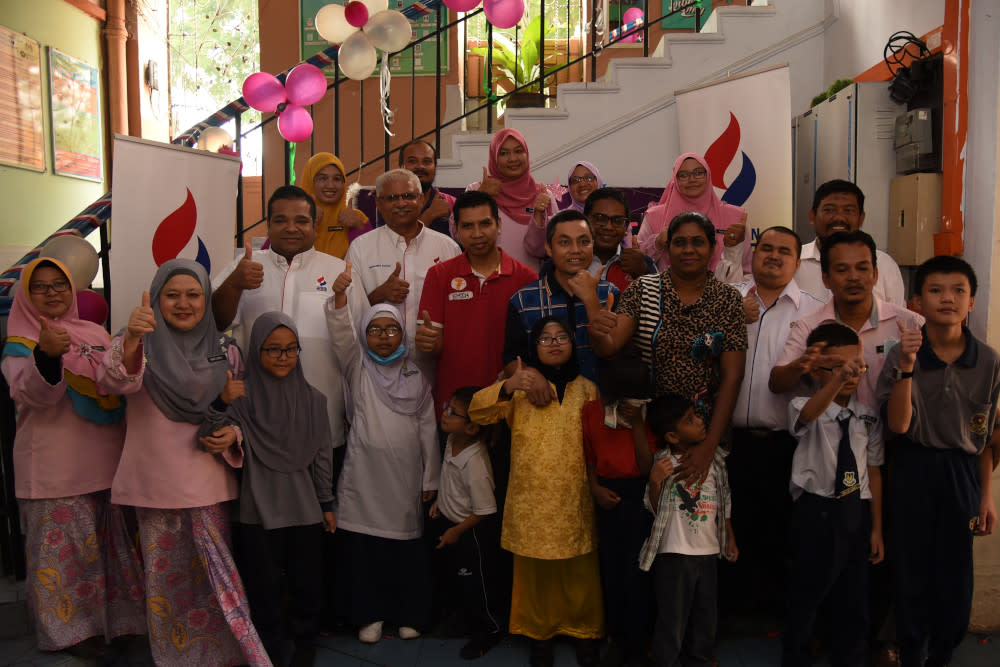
top-left (416, 191), bottom-right (538, 415)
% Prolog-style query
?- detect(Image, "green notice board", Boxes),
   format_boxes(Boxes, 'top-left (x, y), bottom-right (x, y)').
top-left (660, 0), bottom-right (713, 30)
top-left (301, 0), bottom-right (449, 78)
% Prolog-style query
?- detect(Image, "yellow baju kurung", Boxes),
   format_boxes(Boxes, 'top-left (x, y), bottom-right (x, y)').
top-left (469, 377), bottom-right (604, 640)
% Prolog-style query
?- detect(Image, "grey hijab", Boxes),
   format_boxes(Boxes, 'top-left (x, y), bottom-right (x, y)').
top-left (227, 312), bottom-right (328, 472)
top-left (142, 259), bottom-right (230, 434)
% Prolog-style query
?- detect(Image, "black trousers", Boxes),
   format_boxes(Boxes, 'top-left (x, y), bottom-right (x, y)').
top-left (723, 428), bottom-right (796, 616)
top-left (595, 475), bottom-right (653, 655)
top-left (890, 443), bottom-right (979, 666)
top-left (427, 513), bottom-right (504, 635)
top-left (651, 553), bottom-right (717, 667)
top-left (783, 493), bottom-right (870, 667)
top-left (237, 522), bottom-right (324, 651)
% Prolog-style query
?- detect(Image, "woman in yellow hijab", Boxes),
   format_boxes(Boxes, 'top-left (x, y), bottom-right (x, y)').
top-left (301, 153), bottom-right (371, 258)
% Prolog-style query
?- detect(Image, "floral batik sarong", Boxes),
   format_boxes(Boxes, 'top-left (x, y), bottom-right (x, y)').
top-left (135, 504), bottom-right (270, 667)
top-left (21, 492), bottom-right (146, 650)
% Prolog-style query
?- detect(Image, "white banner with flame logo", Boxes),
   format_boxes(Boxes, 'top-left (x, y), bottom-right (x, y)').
top-left (675, 64), bottom-right (793, 263)
top-left (110, 135), bottom-right (241, 331)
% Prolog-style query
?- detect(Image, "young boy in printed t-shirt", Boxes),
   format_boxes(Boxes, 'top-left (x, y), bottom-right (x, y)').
top-left (876, 256), bottom-right (999, 667)
top-left (634, 394), bottom-right (737, 667)
top-left (428, 386), bottom-right (503, 660)
top-left (783, 322), bottom-right (885, 667)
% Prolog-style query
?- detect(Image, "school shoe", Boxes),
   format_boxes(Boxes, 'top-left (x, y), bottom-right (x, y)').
top-left (460, 631), bottom-right (503, 659)
top-left (530, 639), bottom-right (555, 667)
top-left (359, 621), bottom-right (383, 643)
top-left (398, 626), bottom-right (421, 639)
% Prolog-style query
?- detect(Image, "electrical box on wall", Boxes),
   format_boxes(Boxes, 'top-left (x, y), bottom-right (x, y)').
top-left (894, 108), bottom-right (937, 173)
top-left (888, 172), bottom-right (941, 266)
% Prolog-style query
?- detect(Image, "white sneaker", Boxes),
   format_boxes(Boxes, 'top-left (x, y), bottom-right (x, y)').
top-left (398, 626), bottom-right (421, 640)
top-left (359, 621), bottom-right (383, 643)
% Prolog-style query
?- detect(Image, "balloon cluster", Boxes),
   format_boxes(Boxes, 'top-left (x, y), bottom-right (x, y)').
top-left (241, 64), bottom-right (328, 143)
top-left (441, 0), bottom-right (525, 30)
top-left (315, 0), bottom-right (413, 80)
top-left (39, 234), bottom-right (108, 325)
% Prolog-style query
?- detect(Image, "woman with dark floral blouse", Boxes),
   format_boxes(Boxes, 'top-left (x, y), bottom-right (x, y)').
top-left (588, 212), bottom-right (747, 483)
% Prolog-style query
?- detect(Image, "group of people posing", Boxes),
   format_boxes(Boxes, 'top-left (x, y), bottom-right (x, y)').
top-left (4, 128), bottom-right (998, 667)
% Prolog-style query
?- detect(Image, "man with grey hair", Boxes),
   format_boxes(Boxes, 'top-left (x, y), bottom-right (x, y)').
top-left (345, 168), bottom-right (461, 380)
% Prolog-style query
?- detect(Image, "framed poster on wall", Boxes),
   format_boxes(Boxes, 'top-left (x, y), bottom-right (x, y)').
top-left (0, 25), bottom-right (45, 172)
top-left (300, 0), bottom-right (448, 78)
top-left (660, 0), bottom-right (713, 30)
top-left (48, 47), bottom-right (102, 181)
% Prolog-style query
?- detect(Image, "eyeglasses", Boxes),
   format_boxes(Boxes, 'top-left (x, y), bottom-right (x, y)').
top-left (536, 333), bottom-right (571, 346)
top-left (261, 346), bottom-right (301, 359)
top-left (378, 192), bottom-right (420, 203)
top-left (28, 280), bottom-right (71, 295)
top-left (442, 403), bottom-right (469, 420)
top-left (590, 212), bottom-right (628, 227)
top-left (569, 175), bottom-right (597, 185)
top-left (676, 168), bottom-right (708, 181)
top-left (366, 324), bottom-right (403, 338)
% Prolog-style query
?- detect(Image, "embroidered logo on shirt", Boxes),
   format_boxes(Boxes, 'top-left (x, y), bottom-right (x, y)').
top-left (842, 471), bottom-right (858, 490)
top-left (450, 277), bottom-right (467, 291)
top-left (860, 414), bottom-right (877, 434)
top-left (316, 276), bottom-right (328, 292)
top-left (970, 412), bottom-right (988, 435)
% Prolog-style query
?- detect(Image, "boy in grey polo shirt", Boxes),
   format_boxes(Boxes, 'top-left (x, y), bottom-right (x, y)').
top-left (876, 256), bottom-right (999, 667)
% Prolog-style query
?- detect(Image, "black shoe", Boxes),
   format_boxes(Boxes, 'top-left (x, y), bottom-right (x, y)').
top-left (530, 638), bottom-right (555, 667)
top-left (575, 638), bottom-right (602, 667)
top-left (289, 638), bottom-right (316, 667)
top-left (460, 631), bottom-right (503, 659)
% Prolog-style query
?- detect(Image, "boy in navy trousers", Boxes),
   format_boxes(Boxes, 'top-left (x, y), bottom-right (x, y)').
top-left (877, 256), bottom-right (998, 667)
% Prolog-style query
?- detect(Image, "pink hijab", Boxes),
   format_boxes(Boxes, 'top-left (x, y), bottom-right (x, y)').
top-left (639, 153), bottom-right (744, 271)
top-left (7, 258), bottom-right (112, 384)
top-left (488, 129), bottom-right (541, 225)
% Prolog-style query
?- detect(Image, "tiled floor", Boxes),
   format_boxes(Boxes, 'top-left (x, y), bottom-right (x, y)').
top-left (0, 573), bottom-right (997, 666)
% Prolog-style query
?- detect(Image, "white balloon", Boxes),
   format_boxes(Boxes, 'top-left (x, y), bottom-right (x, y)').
top-left (316, 4), bottom-right (357, 44)
top-left (364, 10), bottom-right (413, 53)
top-left (41, 234), bottom-right (100, 288)
top-left (360, 0), bottom-right (389, 16)
top-left (197, 126), bottom-right (232, 152)
top-left (338, 32), bottom-right (378, 80)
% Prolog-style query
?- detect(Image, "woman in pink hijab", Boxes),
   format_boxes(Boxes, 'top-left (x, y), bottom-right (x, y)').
top-left (467, 128), bottom-right (558, 271)
top-left (637, 153), bottom-right (749, 275)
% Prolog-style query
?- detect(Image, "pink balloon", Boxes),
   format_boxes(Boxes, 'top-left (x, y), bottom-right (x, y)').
top-left (285, 64), bottom-right (327, 106)
top-left (483, 0), bottom-right (524, 30)
top-left (278, 104), bottom-right (314, 143)
top-left (621, 7), bottom-right (644, 43)
top-left (345, 1), bottom-right (370, 28)
top-left (443, 0), bottom-right (482, 11)
top-left (77, 289), bottom-right (108, 326)
top-left (242, 72), bottom-right (286, 112)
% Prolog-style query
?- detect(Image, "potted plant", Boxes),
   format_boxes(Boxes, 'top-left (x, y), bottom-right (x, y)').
top-left (471, 16), bottom-right (559, 112)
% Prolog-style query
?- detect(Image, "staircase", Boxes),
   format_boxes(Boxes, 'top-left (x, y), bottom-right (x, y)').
top-left (436, 0), bottom-right (836, 188)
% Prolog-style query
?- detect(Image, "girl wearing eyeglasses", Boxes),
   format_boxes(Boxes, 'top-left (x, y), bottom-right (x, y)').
top-left (469, 316), bottom-right (603, 667)
top-left (2, 258), bottom-right (144, 659)
top-left (326, 264), bottom-right (439, 645)
top-left (637, 153), bottom-right (749, 278)
top-left (225, 312), bottom-right (335, 665)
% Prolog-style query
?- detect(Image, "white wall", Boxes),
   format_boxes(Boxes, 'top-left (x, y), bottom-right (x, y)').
top-left (822, 0), bottom-right (944, 83)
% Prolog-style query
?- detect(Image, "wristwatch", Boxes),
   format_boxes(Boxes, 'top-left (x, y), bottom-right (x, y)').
top-left (891, 367), bottom-right (914, 381)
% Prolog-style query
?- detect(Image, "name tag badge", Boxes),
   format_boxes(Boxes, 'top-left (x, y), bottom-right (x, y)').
top-left (449, 290), bottom-right (473, 301)
top-left (328, 226), bottom-right (345, 232)
top-left (207, 353), bottom-right (227, 363)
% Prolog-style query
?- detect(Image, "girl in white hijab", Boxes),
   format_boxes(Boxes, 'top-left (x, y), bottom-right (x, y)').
top-left (325, 262), bottom-right (440, 645)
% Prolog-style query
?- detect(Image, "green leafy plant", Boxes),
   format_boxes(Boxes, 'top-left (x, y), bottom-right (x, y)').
top-left (471, 16), bottom-right (560, 111)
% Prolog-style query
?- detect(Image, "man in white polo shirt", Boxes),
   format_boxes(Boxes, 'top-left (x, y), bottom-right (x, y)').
top-left (345, 169), bottom-right (461, 380)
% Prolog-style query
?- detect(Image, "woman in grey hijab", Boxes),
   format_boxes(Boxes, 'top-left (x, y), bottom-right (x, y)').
top-left (104, 259), bottom-right (269, 666)
top-left (227, 312), bottom-right (335, 665)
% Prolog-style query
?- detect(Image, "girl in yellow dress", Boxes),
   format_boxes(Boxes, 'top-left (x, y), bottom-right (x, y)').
top-left (469, 316), bottom-right (603, 667)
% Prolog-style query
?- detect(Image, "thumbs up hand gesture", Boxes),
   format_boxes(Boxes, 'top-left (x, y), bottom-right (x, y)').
top-left (126, 291), bottom-right (156, 342)
top-left (37, 317), bottom-right (71, 358)
top-left (479, 166), bottom-right (502, 197)
top-left (503, 357), bottom-right (533, 395)
top-left (415, 309), bottom-right (443, 355)
top-left (333, 260), bottom-right (353, 295)
top-left (233, 244), bottom-right (264, 291)
top-left (743, 285), bottom-right (760, 324)
top-left (376, 262), bottom-right (410, 304)
top-left (589, 292), bottom-right (618, 339)
top-left (896, 319), bottom-right (923, 370)
top-left (220, 370), bottom-right (246, 405)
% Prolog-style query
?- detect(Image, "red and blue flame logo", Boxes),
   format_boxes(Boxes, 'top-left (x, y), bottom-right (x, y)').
top-left (151, 188), bottom-right (211, 274)
top-left (704, 112), bottom-right (756, 207)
